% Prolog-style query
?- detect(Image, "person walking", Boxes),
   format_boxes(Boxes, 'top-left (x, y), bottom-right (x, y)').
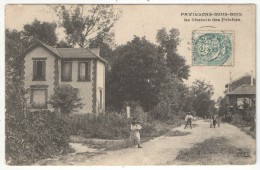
top-left (212, 115), bottom-right (217, 128)
top-left (184, 113), bottom-right (193, 129)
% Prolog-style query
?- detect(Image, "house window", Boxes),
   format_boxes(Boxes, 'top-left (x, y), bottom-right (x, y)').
top-left (61, 61), bottom-right (72, 81)
top-left (30, 86), bottom-right (48, 109)
top-left (78, 62), bottom-right (91, 81)
top-left (237, 97), bottom-right (251, 109)
top-left (33, 59), bottom-right (46, 81)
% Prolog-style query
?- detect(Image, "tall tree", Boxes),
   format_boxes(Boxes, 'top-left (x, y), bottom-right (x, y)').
top-left (151, 75), bottom-right (190, 120)
top-left (6, 20), bottom-right (59, 84)
top-left (23, 19), bottom-right (58, 46)
top-left (51, 5), bottom-right (121, 47)
top-left (217, 96), bottom-right (229, 117)
top-left (107, 36), bottom-right (168, 111)
top-left (156, 27), bottom-right (190, 80)
top-left (191, 79), bottom-right (215, 117)
top-left (6, 22), bottom-right (59, 163)
top-left (89, 34), bottom-right (114, 66)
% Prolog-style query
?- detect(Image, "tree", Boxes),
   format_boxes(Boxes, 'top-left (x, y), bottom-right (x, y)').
top-left (89, 34), bottom-right (114, 67)
top-left (156, 27), bottom-right (181, 53)
top-left (51, 5), bottom-right (121, 47)
top-left (107, 36), bottom-right (168, 111)
top-left (49, 85), bottom-right (85, 116)
top-left (5, 24), bottom-right (66, 164)
top-left (6, 20), bottom-right (59, 104)
top-left (156, 27), bottom-right (190, 80)
top-left (56, 40), bottom-right (73, 48)
top-left (191, 79), bottom-right (215, 117)
top-left (5, 29), bottom-right (29, 134)
top-left (217, 96), bottom-right (228, 117)
top-left (23, 19), bottom-right (58, 46)
top-left (151, 76), bottom-right (190, 120)
top-left (5, 29), bottom-right (26, 80)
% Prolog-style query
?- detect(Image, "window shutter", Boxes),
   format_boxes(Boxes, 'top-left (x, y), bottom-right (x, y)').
top-left (33, 61), bottom-right (37, 79)
top-left (42, 60), bottom-right (46, 80)
top-left (61, 62), bottom-right (64, 81)
top-left (69, 62), bottom-right (72, 81)
top-left (87, 62), bottom-right (91, 80)
top-left (85, 63), bottom-right (88, 80)
top-left (78, 62), bottom-right (80, 80)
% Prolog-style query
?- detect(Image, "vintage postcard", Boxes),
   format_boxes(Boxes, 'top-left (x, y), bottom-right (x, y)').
top-left (4, 4), bottom-right (256, 166)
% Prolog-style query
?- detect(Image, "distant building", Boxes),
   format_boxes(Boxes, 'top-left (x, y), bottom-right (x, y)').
top-left (225, 73), bottom-right (256, 109)
top-left (21, 42), bottom-right (106, 114)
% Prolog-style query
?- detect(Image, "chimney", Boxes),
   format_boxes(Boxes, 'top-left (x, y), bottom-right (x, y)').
top-left (251, 70), bottom-right (254, 86)
top-left (90, 48), bottom-right (100, 56)
top-left (228, 71), bottom-right (232, 92)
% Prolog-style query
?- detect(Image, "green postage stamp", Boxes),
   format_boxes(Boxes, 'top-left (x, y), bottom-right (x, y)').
top-left (192, 30), bottom-right (234, 66)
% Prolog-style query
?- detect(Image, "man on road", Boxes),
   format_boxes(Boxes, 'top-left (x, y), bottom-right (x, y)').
top-left (184, 113), bottom-right (193, 129)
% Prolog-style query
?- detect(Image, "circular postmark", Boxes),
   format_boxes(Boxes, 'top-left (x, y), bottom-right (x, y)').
top-left (193, 33), bottom-right (232, 66)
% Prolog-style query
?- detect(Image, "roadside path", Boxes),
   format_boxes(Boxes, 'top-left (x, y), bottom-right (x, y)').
top-left (36, 119), bottom-right (256, 165)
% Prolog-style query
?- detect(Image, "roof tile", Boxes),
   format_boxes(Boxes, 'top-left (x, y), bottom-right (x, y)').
top-left (228, 85), bottom-right (256, 95)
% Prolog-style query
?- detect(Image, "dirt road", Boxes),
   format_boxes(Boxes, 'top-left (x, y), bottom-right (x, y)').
top-left (36, 119), bottom-right (256, 165)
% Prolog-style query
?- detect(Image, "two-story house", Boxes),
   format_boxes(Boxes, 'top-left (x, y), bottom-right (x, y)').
top-left (21, 42), bottom-right (106, 114)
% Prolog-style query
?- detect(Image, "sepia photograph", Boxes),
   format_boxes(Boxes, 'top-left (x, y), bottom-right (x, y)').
top-left (4, 3), bottom-right (256, 166)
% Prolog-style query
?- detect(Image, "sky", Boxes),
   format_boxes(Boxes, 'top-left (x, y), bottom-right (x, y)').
top-left (5, 4), bottom-right (256, 100)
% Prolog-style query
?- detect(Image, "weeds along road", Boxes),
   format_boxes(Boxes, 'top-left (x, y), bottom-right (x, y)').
top-left (36, 119), bottom-right (256, 165)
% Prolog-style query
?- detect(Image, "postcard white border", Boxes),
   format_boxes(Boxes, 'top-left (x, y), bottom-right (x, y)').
top-left (0, 1), bottom-right (259, 170)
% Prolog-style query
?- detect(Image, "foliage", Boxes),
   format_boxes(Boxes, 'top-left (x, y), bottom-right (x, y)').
top-left (6, 19), bottom-right (59, 85)
top-left (107, 36), bottom-right (169, 111)
top-left (191, 79), bottom-right (215, 117)
top-left (89, 35), bottom-right (114, 63)
top-left (156, 27), bottom-right (190, 80)
top-left (69, 112), bottom-right (130, 139)
top-left (56, 40), bottom-right (73, 48)
top-left (6, 110), bottom-right (70, 165)
top-left (49, 84), bottom-right (85, 116)
top-left (5, 29), bottom-right (27, 79)
top-left (68, 111), bottom-right (173, 140)
top-left (51, 5), bottom-right (121, 47)
top-left (217, 96), bottom-right (229, 117)
top-left (23, 19), bottom-right (58, 46)
top-left (121, 101), bottom-right (148, 122)
top-left (156, 27), bottom-right (181, 53)
top-left (151, 76), bottom-right (190, 120)
top-left (6, 22), bottom-right (71, 165)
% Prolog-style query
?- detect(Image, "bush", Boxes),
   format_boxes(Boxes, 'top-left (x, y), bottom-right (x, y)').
top-left (6, 110), bottom-right (70, 165)
top-left (49, 84), bottom-right (85, 116)
top-left (69, 112), bottom-right (130, 139)
top-left (222, 114), bottom-right (233, 122)
top-left (68, 111), bottom-right (172, 140)
top-left (122, 101), bottom-right (148, 122)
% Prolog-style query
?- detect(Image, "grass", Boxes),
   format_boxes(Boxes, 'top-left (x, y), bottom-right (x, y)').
top-left (175, 137), bottom-right (252, 165)
top-left (230, 114), bottom-right (256, 139)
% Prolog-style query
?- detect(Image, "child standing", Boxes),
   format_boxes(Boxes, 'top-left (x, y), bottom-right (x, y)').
top-left (130, 118), bottom-right (142, 148)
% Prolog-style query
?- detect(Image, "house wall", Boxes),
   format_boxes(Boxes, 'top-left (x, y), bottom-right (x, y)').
top-left (23, 46), bottom-right (105, 114)
top-left (96, 60), bottom-right (105, 112)
top-left (24, 46), bottom-right (56, 111)
top-left (228, 94), bottom-right (256, 109)
top-left (58, 59), bottom-right (94, 114)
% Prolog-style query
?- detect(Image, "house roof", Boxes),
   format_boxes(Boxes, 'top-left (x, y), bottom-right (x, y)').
top-left (225, 73), bottom-right (256, 90)
top-left (23, 42), bottom-right (107, 63)
top-left (227, 84), bottom-right (256, 95)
